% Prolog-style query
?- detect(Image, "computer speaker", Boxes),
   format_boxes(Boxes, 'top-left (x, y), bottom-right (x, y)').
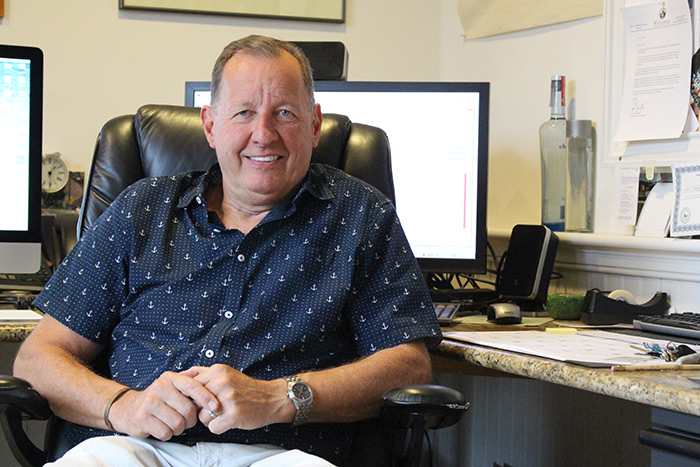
top-left (497, 224), bottom-right (559, 307)
top-left (292, 41), bottom-right (348, 80)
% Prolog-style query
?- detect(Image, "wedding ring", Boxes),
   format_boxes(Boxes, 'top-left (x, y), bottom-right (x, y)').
top-left (206, 409), bottom-right (218, 419)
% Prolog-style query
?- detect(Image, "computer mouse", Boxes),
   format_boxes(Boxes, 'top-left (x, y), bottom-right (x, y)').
top-left (487, 302), bottom-right (522, 325)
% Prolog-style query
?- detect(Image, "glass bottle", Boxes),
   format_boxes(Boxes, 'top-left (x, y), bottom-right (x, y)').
top-left (565, 120), bottom-right (594, 232)
top-left (540, 75), bottom-right (567, 231)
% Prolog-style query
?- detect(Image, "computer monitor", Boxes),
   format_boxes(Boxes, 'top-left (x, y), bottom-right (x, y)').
top-left (183, 80), bottom-right (490, 275)
top-left (0, 45), bottom-right (43, 274)
top-left (185, 81), bottom-right (212, 108)
top-left (315, 81), bottom-right (489, 274)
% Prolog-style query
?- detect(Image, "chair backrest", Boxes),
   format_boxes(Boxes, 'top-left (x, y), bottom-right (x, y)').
top-left (77, 104), bottom-right (394, 236)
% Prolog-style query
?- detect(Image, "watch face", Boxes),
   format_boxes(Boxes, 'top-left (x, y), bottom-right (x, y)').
top-left (292, 382), bottom-right (311, 400)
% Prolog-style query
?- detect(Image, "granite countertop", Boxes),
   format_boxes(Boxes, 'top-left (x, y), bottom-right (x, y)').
top-left (436, 320), bottom-right (700, 417)
top-left (0, 323), bottom-right (36, 342)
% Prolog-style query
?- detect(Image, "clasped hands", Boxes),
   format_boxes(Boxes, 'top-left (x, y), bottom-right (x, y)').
top-left (109, 364), bottom-right (293, 441)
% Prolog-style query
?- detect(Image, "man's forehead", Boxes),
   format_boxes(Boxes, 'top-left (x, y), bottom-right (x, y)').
top-left (221, 52), bottom-right (309, 103)
top-left (226, 50), bottom-right (300, 75)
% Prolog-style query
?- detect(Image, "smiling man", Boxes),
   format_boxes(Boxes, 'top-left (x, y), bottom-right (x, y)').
top-left (202, 44), bottom-right (322, 232)
top-left (14, 35), bottom-right (441, 466)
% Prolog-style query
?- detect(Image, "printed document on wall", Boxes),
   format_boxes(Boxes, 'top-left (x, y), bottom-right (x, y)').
top-left (614, 0), bottom-right (692, 142)
top-left (671, 164), bottom-right (700, 237)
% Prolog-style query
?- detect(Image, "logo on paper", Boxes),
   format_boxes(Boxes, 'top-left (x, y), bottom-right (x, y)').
top-left (681, 207), bottom-right (691, 224)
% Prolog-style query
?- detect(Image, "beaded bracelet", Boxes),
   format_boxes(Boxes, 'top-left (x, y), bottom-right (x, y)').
top-left (103, 387), bottom-right (131, 432)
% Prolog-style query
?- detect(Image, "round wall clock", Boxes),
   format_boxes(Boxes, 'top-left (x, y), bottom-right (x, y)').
top-left (42, 152), bottom-right (69, 193)
top-left (42, 152), bottom-right (69, 208)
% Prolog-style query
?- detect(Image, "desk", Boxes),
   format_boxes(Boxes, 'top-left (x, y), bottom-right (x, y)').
top-left (434, 330), bottom-right (700, 417)
top-left (433, 321), bottom-right (700, 465)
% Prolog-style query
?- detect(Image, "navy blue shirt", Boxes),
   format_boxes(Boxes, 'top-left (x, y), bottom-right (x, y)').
top-left (34, 163), bottom-right (441, 463)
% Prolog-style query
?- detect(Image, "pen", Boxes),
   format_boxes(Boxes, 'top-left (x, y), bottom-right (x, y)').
top-left (611, 363), bottom-right (700, 372)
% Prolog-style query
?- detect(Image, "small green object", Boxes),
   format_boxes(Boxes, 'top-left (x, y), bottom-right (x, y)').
top-left (546, 294), bottom-right (585, 320)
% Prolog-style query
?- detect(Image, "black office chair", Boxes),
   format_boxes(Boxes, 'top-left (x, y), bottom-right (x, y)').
top-left (0, 105), bottom-right (468, 467)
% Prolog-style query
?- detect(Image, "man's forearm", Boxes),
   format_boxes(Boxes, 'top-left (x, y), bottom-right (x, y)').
top-left (14, 315), bottom-right (220, 440)
top-left (299, 340), bottom-right (432, 423)
top-left (13, 316), bottom-right (120, 430)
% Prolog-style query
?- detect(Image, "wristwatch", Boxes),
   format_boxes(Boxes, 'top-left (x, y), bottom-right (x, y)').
top-left (283, 375), bottom-right (313, 425)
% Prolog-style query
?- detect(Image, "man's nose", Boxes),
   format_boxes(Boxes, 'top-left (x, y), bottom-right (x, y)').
top-left (251, 114), bottom-right (278, 145)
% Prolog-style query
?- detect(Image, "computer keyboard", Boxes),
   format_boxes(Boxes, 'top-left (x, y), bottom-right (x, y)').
top-left (0, 260), bottom-right (52, 292)
top-left (633, 313), bottom-right (700, 340)
top-left (434, 302), bottom-right (461, 325)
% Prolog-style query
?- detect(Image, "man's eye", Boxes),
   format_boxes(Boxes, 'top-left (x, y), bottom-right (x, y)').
top-left (235, 110), bottom-right (250, 118)
top-left (278, 109), bottom-right (293, 117)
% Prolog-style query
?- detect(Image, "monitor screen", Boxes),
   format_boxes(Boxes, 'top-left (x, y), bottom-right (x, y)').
top-left (184, 80), bottom-right (489, 275)
top-left (315, 81), bottom-right (489, 274)
top-left (185, 81), bottom-right (212, 108)
top-left (0, 44), bottom-right (43, 274)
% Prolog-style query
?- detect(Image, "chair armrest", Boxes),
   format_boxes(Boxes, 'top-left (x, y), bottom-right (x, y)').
top-left (0, 375), bottom-right (52, 467)
top-left (381, 384), bottom-right (469, 430)
top-left (0, 375), bottom-right (51, 420)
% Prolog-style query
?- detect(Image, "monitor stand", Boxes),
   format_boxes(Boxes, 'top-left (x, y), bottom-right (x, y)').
top-left (0, 242), bottom-right (41, 274)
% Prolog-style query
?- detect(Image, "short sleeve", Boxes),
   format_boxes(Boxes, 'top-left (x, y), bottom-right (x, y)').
top-left (346, 199), bottom-right (442, 355)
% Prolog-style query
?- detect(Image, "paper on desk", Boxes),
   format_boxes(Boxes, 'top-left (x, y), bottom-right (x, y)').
top-left (443, 330), bottom-right (700, 367)
top-left (614, 0), bottom-right (692, 142)
top-left (671, 164), bottom-right (700, 236)
top-left (0, 309), bottom-right (43, 324)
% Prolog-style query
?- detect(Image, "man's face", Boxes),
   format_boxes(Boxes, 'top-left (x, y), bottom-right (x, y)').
top-left (202, 51), bottom-right (322, 208)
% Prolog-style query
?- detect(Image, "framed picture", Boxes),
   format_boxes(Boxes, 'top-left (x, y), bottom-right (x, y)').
top-left (119, 0), bottom-right (345, 23)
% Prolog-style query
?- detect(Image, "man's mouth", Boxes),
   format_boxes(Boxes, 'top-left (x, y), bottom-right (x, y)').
top-left (247, 155), bottom-right (282, 162)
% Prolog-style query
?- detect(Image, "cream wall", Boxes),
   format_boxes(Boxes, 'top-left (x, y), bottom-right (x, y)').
top-left (438, 4), bottom-right (607, 231)
top-left (0, 0), bottom-right (609, 232)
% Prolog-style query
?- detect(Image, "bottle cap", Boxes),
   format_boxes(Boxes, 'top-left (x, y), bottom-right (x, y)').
top-left (549, 75), bottom-right (566, 118)
top-left (566, 119), bottom-right (592, 137)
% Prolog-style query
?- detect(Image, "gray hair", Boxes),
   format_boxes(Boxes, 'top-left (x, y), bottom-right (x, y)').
top-left (210, 35), bottom-right (315, 109)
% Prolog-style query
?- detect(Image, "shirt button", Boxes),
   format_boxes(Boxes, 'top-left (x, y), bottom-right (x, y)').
top-left (205, 349), bottom-right (214, 358)
top-left (237, 254), bottom-right (246, 262)
top-left (224, 311), bottom-right (233, 319)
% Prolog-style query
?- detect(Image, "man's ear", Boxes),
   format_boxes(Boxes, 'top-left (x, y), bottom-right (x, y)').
top-left (311, 103), bottom-right (323, 148)
top-left (201, 105), bottom-right (216, 149)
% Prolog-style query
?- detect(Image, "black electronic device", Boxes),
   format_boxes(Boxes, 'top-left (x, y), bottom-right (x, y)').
top-left (0, 44), bottom-right (44, 275)
top-left (314, 81), bottom-right (490, 275)
top-left (580, 289), bottom-right (670, 325)
top-left (497, 224), bottom-right (559, 311)
top-left (293, 41), bottom-right (348, 80)
top-left (634, 312), bottom-right (700, 340)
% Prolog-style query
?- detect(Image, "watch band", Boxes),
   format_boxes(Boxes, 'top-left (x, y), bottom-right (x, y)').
top-left (284, 375), bottom-right (313, 425)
